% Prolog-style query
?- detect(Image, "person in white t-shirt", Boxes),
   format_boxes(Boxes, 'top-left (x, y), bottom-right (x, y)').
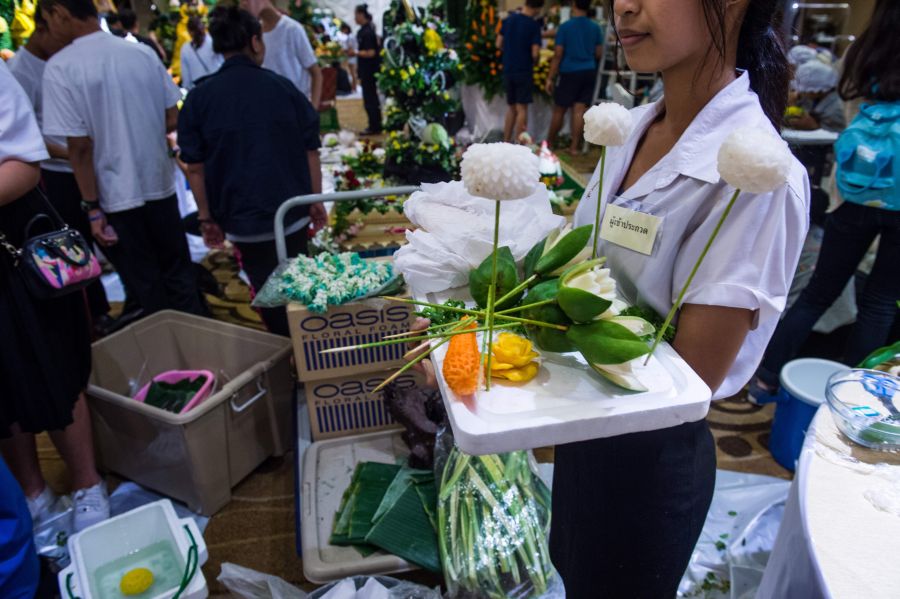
top-left (241, 0), bottom-right (322, 108)
top-left (339, 22), bottom-right (358, 90)
top-left (1, 61), bottom-right (109, 534)
top-left (40, 0), bottom-right (205, 316)
top-left (180, 15), bottom-right (224, 90)
top-left (7, 7), bottom-right (112, 323)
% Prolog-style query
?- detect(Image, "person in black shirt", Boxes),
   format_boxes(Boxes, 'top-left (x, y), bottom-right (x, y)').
top-left (353, 4), bottom-right (381, 134)
top-left (118, 9), bottom-right (167, 63)
top-left (177, 6), bottom-right (327, 336)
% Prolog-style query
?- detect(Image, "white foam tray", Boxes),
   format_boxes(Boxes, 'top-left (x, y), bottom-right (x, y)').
top-left (300, 430), bottom-right (417, 583)
top-left (421, 288), bottom-right (712, 456)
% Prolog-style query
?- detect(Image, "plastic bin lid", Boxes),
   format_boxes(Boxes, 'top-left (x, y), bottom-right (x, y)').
top-left (780, 358), bottom-right (847, 407)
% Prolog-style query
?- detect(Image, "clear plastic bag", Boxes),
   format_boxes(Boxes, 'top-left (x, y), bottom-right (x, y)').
top-left (434, 430), bottom-right (559, 599)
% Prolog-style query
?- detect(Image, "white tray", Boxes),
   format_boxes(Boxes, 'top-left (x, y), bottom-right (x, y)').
top-left (300, 430), bottom-right (417, 583)
top-left (422, 289), bottom-right (712, 456)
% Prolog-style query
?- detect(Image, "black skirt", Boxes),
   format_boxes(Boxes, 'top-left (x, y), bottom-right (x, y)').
top-left (0, 193), bottom-right (92, 437)
top-left (550, 419), bottom-right (717, 599)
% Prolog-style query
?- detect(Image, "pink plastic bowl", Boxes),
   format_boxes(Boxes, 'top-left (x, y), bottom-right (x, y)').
top-left (133, 370), bottom-right (216, 414)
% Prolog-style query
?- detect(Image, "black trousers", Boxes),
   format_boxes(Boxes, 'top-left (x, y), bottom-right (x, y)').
top-left (234, 230), bottom-right (307, 337)
top-left (550, 419), bottom-right (716, 598)
top-left (360, 70), bottom-right (382, 132)
top-left (40, 169), bottom-right (111, 319)
top-left (106, 196), bottom-right (205, 316)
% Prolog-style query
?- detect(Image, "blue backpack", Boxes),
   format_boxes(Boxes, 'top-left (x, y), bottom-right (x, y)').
top-left (834, 101), bottom-right (900, 210)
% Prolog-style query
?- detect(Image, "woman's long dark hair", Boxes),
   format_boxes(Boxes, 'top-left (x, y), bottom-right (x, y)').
top-left (606, 0), bottom-right (789, 129)
top-left (700, 0), bottom-right (789, 129)
top-left (838, 0), bottom-right (900, 102)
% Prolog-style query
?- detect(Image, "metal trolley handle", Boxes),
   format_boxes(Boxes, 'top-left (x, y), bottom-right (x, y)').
top-left (273, 186), bottom-right (420, 263)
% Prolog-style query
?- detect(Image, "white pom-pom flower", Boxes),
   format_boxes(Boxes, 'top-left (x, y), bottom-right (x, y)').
top-left (461, 142), bottom-right (539, 201)
top-left (717, 127), bottom-right (793, 193)
top-left (338, 130), bottom-right (357, 147)
top-left (583, 103), bottom-right (633, 147)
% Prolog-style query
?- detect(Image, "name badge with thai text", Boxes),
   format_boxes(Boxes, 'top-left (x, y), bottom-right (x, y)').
top-left (599, 203), bottom-right (662, 255)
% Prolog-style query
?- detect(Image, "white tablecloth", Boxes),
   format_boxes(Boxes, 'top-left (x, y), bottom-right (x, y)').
top-left (758, 405), bottom-right (900, 598)
top-left (782, 128), bottom-right (839, 147)
top-left (460, 84), bottom-right (569, 141)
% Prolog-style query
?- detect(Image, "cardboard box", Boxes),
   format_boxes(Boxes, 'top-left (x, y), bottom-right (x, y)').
top-left (288, 297), bottom-right (416, 382)
top-left (304, 368), bottom-right (424, 439)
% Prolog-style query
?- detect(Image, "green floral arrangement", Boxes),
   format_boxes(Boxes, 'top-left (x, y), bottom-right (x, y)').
top-left (315, 40), bottom-right (344, 66)
top-left (341, 142), bottom-right (384, 178)
top-left (459, 0), bottom-right (503, 100)
top-left (383, 101), bottom-right (409, 131)
top-left (377, 19), bottom-right (461, 127)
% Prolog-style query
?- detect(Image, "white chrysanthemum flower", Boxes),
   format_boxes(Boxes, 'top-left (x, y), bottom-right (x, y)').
top-left (583, 103), bottom-right (633, 147)
top-left (372, 148), bottom-right (386, 159)
top-left (717, 127), bottom-right (793, 193)
top-left (338, 130), bottom-right (357, 147)
top-left (460, 143), bottom-right (539, 201)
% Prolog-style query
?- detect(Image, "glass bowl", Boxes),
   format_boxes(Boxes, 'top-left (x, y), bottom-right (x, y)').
top-left (825, 369), bottom-right (900, 452)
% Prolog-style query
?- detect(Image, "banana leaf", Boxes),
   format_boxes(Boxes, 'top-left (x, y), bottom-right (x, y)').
top-left (365, 484), bottom-right (442, 572)
top-left (346, 462), bottom-right (401, 545)
top-left (143, 375), bottom-right (207, 413)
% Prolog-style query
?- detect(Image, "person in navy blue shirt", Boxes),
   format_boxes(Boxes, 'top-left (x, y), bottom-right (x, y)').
top-left (497, 0), bottom-right (543, 142)
top-left (545, 0), bottom-right (603, 155)
top-left (177, 5), bottom-right (326, 336)
top-left (0, 457), bottom-right (38, 599)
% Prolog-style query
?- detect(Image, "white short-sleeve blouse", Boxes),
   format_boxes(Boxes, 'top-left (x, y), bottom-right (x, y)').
top-left (574, 73), bottom-right (810, 399)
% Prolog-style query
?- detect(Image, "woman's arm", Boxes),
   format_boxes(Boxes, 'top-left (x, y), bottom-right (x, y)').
top-left (672, 303), bottom-right (754, 394)
top-left (0, 160), bottom-right (40, 206)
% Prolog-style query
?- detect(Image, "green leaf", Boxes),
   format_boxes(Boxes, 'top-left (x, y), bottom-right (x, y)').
top-left (534, 224), bottom-right (592, 276)
top-left (469, 246), bottom-right (521, 309)
top-left (557, 287), bottom-right (612, 323)
top-left (522, 280), bottom-right (575, 352)
top-left (522, 238), bottom-right (546, 279)
top-left (566, 320), bottom-right (650, 365)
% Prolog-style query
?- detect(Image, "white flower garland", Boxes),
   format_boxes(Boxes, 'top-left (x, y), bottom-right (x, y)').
top-left (279, 252), bottom-right (393, 313)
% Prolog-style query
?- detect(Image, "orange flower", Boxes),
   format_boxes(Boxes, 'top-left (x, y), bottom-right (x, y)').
top-left (465, 43), bottom-right (473, 50)
top-left (490, 69), bottom-right (497, 75)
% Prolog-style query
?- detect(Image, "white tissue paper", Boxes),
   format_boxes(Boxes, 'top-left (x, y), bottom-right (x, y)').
top-left (394, 180), bottom-right (564, 293)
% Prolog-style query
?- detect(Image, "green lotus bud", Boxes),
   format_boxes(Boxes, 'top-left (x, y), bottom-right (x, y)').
top-left (566, 319), bottom-right (650, 365)
top-left (533, 224), bottom-right (593, 276)
top-left (469, 246), bottom-right (522, 310)
top-left (557, 258), bottom-right (611, 322)
top-left (521, 279), bottom-right (575, 352)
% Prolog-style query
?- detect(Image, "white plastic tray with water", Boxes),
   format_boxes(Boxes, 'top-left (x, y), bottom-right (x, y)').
top-left (420, 288), bottom-right (713, 456)
top-left (300, 430), bottom-right (418, 583)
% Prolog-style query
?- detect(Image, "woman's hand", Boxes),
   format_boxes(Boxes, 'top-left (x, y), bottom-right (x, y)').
top-left (408, 316), bottom-right (438, 389)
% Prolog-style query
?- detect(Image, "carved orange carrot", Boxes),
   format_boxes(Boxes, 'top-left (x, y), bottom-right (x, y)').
top-left (442, 320), bottom-right (480, 402)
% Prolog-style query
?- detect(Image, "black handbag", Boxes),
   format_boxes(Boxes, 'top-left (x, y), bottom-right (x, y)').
top-left (0, 189), bottom-right (102, 300)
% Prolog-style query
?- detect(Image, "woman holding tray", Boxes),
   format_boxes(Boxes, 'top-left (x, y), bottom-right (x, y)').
top-left (553, 0), bottom-right (809, 596)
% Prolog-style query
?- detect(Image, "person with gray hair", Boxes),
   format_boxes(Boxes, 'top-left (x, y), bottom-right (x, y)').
top-left (787, 60), bottom-right (845, 132)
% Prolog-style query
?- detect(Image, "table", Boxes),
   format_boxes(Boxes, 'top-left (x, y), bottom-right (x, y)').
top-left (757, 405), bottom-right (900, 598)
top-left (781, 128), bottom-right (839, 146)
top-left (460, 84), bottom-right (568, 140)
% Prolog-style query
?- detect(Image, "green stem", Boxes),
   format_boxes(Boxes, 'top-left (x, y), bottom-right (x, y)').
top-left (646, 188), bottom-right (742, 363)
top-left (497, 298), bottom-right (554, 314)
top-left (494, 273), bottom-right (538, 308)
top-left (372, 317), bottom-right (475, 392)
top-left (485, 200), bottom-right (502, 391)
top-left (320, 321), bottom-right (517, 354)
top-left (381, 296), bottom-right (568, 330)
top-left (591, 145), bottom-right (607, 260)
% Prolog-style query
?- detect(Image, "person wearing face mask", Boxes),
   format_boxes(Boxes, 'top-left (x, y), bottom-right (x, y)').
top-left (552, 0), bottom-right (809, 596)
top-left (176, 5), bottom-right (326, 337)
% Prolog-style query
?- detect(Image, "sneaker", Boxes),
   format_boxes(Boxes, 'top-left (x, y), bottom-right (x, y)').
top-left (26, 485), bottom-right (58, 524)
top-left (747, 377), bottom-right (779, 405)
top-left (73, 482), bottom-right (110, 532)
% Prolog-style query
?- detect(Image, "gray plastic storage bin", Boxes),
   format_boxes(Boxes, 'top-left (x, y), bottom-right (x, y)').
top-left (87, 311), bottom-right (293, 515)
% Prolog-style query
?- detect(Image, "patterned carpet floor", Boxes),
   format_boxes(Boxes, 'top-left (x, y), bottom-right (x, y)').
top-left (36, 99), bottom-right (788, 593)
